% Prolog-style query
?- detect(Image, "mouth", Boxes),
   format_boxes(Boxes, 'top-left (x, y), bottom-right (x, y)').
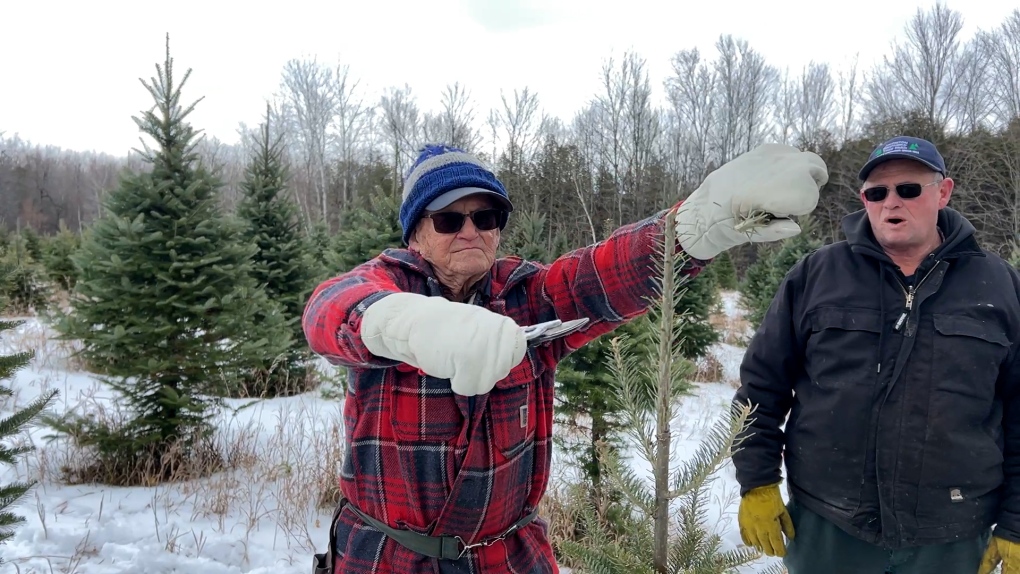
top-left (885, 217), bottom-right (906, 226)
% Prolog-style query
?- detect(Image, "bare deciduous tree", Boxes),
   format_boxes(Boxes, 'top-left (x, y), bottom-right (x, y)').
top-left (665, 47), bottom-right (716, 185)
top-left (795, 61), bottom-right (837, 147)
top-left (278, 57), bottom-right (337, 224)
top-left (981, 9), bottom-right (1020, 124)
top-left (331, 63), bottom-right (372, 206)
top-left (379, 84), bottom-right (421, 194)
top-left (836, 53), bottom-right (861, 142)
top-left (493, 86), bottom-right (542, 177)
top-left (711, 35), bottom-right (779, 164)
top-left (422, 82), bottom-right (481, 152)
top-left (865, 2), bottom-right (966, 132)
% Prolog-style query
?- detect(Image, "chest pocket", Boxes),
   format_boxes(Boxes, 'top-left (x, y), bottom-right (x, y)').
top-left (805, 307), bottom-right (882, 388)
top-left (488, 347), bottom-right (544, 460)
top-left (930, 314), bottom-right (1009, 401)
top-left (390, 374), bottom-right (463, 442)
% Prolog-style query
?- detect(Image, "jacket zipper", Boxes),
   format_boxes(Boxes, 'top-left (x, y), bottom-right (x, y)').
top-left (893, 263), bottom-right (938, 333)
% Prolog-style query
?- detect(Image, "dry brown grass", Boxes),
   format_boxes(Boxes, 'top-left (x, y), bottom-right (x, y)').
top-left (708, 304), bottom-right (752, 347)
top-left (2, 314), bottom-right (349, 567)
top-left (693, 353), bottom-right (724, 383)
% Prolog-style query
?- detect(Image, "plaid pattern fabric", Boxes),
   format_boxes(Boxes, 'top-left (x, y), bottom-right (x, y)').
top-left (302, 204), bottom-right (709, 573)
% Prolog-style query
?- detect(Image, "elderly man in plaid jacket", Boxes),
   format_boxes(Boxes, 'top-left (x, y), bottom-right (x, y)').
top-left (304, 142), bottom-right (828, 574)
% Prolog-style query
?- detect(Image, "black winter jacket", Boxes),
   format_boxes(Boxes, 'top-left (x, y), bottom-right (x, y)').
top-left (733, 207), bottom-right (1020, 549)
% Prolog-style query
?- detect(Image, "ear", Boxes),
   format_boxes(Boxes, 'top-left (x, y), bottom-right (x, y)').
top-left (937, 177), bottom-right (954, 208)
top-left (859, 189), bottom-right (869, 207)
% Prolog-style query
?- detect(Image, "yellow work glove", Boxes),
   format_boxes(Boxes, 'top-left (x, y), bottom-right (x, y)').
top-left (737, 482), bottom-right (795, 557)
top-left (979, 535), bottom-right (1020, 574)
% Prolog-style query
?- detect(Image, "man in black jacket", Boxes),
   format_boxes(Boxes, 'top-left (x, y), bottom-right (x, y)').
top-left (731, 135), bottom-right (1020, 574)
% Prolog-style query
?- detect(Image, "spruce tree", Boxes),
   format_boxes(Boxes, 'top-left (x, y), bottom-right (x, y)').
top-left (236, 106), bottom-right (319, 396)
top-left (0, 235), bottom-right (50, 314)
top-left (51, 37), bottom-right (290, 483)
top-left (18, 228), bottom-right (42, 262)
top-left (308, 221), bottom-right (333, 277)
top-left (328, 192), bottom-right (403, 273)
top-left (558, 208), bottom-right (776, 574)
top-left (499, 210), bottom-right (566, 263)
top-left (673, 264), bottom-right (719, 361)
top-left (741, 215), bottom-right (823, 330)
top-left (712, 250), bottom-right (738, 290)
top-left (42, 221), bottom-right (81, 291)
top-left (0, 265), bottom-right (57, 557)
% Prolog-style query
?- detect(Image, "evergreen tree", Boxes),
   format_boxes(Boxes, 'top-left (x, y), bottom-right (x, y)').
top-left (328, 192), bottom-right (403, 273)
top-left (673, 264), bottom-right (719, 361)
top-left (50, 37), bottom-right (290, 483)
top-left (556, 316), bottom-right (651, 506)
top-left (236, 106), bottom-right (319, 396)
top-left (712, 250), bottom-right (738, 290)
top-left (308, 220), bottom-right (332, 275)
top-left (0, 265), bottom-right (58, 558)
top-left (499, 210), bottom-right (567, 263)
top-left (0, 235), bottom-right (50, 314)
top-left (741, 215), bottom-right (823, 330)
top-left (559, 208), bottom-right (775, 574)
top-left (42, 221), bottom-right (81, 291)
top-left (18, 228), bottom-right (42, 262)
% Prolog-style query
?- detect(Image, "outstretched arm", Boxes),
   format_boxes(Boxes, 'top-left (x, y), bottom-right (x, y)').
top-left (301, 260), bottom-right (406, 369)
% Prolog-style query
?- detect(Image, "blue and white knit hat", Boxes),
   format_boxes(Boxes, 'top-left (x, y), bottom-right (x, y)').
top-left (399, 144), bottom-right (514, 244)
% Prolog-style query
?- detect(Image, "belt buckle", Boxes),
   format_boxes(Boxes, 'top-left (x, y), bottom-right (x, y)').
top-left (454, 523), bottom-right (521, 559)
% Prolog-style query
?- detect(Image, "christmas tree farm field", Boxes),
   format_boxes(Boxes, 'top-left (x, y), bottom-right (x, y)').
top-left (0, 290), bottom-right (780, 573)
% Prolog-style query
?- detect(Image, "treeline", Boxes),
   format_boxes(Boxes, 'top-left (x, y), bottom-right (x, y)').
top-left (2, 4), bottom-right (1019, 267)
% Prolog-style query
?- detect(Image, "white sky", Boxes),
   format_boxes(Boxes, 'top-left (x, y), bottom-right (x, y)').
top-left (0, 0), bottom-right (1014, 157)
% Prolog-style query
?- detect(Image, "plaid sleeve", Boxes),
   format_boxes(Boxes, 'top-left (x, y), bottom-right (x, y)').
top-left (529, 200), bottom-right (711, 359)
top-left (301, 259), bottom-right (405, 368)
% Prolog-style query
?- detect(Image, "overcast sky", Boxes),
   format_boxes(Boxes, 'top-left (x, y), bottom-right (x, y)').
top-left (1, 0), bottom-right (1013, 157)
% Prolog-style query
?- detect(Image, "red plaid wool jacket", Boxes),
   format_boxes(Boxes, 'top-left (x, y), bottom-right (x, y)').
top-left (302, 204), bottom-right (708, 573)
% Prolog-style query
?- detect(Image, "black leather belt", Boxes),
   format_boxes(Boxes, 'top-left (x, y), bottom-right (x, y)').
top-left (345, 499), bottom-right (539, 560)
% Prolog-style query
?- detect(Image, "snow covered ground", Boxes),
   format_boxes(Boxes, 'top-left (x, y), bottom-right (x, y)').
top-left (0, 290), bottom-right (782, 573)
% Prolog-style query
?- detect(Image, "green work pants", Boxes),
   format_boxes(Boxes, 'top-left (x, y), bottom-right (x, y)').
top-left (783, 496), bottom-right (990, 574)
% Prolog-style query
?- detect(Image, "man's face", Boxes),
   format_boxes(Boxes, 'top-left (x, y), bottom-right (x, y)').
top-left (409, 194), bottom-right (502, 283)
top-left (860, 159), bottom-right (954, 255)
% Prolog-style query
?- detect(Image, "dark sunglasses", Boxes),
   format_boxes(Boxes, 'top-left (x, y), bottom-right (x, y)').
top-left (862, 180), bottom-right (940, 202)
top-left (425, 208), bottom-right (507, 234)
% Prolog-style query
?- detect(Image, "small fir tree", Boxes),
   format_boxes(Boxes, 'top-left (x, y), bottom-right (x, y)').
top-left (741, 215), bottom-right (822, 330)
top-left (0, 265), bottom-right (58, 557)
top-left (50, 37), bottom-right (290, 483)
top-left (328, 192), bottom-right (403, 273)
top-left (236, 106), bottom-right (320, 395)
top-left (307, 220), bottom-right (332, 277)
top-left (559, 208), bottom-right (775, 574)
top-left (712, 250), bottom-right (739, 290)
top-left (0, 235), bottom-right (50, 314)
top-left (42, 221), bottom-right (81, 291)
top-left (499, 210), bottom-right (568, 263)
top-left (17, 228), bottom-right (42, 262)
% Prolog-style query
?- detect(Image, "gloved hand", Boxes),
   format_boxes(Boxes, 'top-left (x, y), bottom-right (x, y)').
top-left (675, 143), bottom-right (828, 260)
top-left (979, 535), bottom-right (1020, 574)
top-left (738, 482), bottom-right (795, 557)
top-left (360, 292), bottom-right (527, 396)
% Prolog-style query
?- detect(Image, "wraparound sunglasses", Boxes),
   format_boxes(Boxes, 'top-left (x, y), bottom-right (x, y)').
top-left (424, 208), bottom-right (508, 234)
top-left (862, 180), bottom-right (940, 202)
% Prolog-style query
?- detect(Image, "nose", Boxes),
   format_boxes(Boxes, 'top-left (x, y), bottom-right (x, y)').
top-left (456, 215), bottom-right (480, 239)
top-left (883, 189), bottom-right (905, 208)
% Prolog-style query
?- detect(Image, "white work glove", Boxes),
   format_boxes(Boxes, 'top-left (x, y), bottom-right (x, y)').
top-left (675, 143), bottom-right (828, 260)
top-left (360, 292), bottom-right (528, 396)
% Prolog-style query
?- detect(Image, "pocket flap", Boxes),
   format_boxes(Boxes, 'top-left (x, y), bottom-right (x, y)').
top-left (933, 314), bottom-right (1009, 346)
top-left (809, 307), bottom-right (883, 333)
